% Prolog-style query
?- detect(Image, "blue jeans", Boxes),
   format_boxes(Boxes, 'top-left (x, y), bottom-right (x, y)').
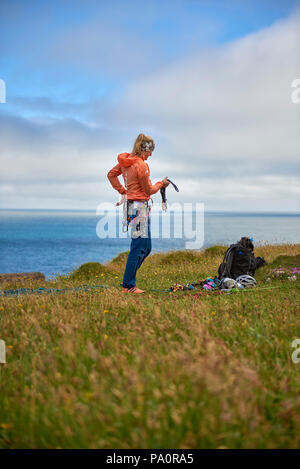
top-left (122, 220), bottom-right (151, 289)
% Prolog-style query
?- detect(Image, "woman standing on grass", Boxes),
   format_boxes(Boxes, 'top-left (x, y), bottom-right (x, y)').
top-left (107, 133), bottom-right (169, 293)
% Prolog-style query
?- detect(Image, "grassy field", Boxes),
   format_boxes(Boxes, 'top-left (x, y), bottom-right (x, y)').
top-left (0, 244), bottom-right (300, 449)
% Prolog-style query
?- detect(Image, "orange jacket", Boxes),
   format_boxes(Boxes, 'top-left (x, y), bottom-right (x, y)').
top-left (107, 153), bottom-right (163, 200)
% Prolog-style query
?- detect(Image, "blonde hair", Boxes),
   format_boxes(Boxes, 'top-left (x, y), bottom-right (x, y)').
top-left (131, 133), bottom-right (155, 156)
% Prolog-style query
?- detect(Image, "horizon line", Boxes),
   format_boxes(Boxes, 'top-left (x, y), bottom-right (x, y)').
top-left (0, 208), bottom-right (299, 214)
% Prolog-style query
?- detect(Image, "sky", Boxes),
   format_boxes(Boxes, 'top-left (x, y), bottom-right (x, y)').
top-left (0, 0), bottom-right (300, 211)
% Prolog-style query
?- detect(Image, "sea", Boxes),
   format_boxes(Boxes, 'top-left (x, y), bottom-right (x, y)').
top-left (0, 209), bottom-right (299, 279)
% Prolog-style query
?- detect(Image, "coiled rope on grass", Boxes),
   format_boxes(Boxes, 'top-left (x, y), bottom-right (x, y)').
top-left (0, 284), bottom-right (109, 298)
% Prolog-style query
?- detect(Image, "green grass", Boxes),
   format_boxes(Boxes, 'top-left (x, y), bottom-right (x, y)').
top-left (0, 244), bottom-right (300, 449)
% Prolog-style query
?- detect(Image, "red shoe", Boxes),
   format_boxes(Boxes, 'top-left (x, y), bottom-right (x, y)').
top-left (122, 286), bottom-right (145, 294)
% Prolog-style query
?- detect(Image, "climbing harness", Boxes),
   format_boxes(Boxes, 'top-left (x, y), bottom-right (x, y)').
top-left (117, 168), bottom-right (152, 235)
top-left (122, 200), bottom-right (151, 238)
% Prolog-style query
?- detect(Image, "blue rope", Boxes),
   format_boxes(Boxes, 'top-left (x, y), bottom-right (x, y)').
top-left (0, 284), bottom-right (109, 297)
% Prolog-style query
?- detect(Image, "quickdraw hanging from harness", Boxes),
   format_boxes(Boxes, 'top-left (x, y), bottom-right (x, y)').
top-left (160, 178), bottom-right (179, 211)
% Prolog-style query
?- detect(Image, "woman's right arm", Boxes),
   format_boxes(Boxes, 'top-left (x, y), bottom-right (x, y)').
top-left (107, 164), bottom-right (127, 194)
top-left (139, 175), bottom-right (164, 196)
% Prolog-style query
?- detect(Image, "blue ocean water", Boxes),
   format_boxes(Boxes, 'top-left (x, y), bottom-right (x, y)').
top-left (0, 210), bottom-right (299, 279)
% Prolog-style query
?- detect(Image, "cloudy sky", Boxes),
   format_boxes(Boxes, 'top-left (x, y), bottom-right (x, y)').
top-left (0, 0), bottom-right (299, 211)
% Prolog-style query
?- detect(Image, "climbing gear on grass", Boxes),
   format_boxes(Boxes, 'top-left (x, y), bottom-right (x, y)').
top-left (169, 277), bottom-right (221, 292)
top-left (202, 277), bottom-right (221, 290)
top-left (169, 282), bottom-right (195, 292)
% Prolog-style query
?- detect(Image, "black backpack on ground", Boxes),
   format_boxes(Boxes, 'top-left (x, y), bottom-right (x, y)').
top-left (218, 237), bottom-right (266, 280)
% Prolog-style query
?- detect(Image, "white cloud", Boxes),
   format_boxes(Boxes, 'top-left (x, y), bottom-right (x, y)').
top-left (1, 11), bottom-right (300, 211)
top-left (113, 11), bottom-right (300, 163)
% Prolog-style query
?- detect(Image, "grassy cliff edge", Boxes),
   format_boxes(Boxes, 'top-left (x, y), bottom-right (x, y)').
top-left (0, 244), bottom-right (299, 448)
